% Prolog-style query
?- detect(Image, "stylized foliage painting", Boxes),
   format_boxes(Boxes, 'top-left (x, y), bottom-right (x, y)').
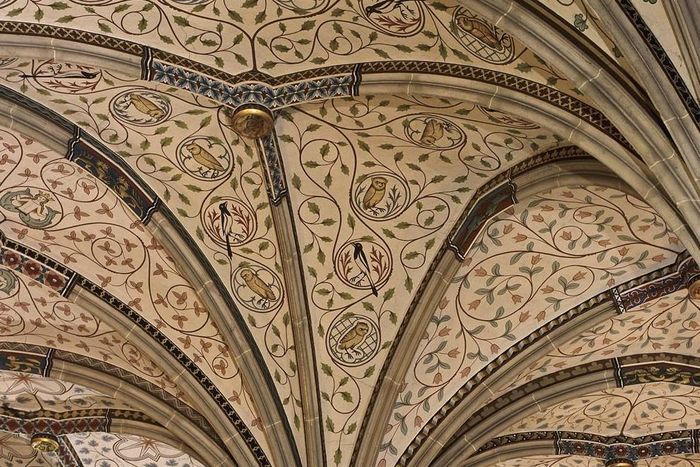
top-left (382, 185), bottom-right (684, 465)
top-left (501, 382), bottom-right (700, 438)
top-left (0, 124), bottom-right (269, 443)
top-left (0, 1), bottom-right (580, 101)
top-left (69, 432), bottom-right (206, 467)
top-left (0, 60), bottom-right (303, 444)
top-left (277, 94), bottom-right (560, 466)
top-left (502, 288), bottom-right (700, 395)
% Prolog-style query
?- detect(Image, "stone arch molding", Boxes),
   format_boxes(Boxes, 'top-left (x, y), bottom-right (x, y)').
top-left (0, 5), bottom-right (696, 465)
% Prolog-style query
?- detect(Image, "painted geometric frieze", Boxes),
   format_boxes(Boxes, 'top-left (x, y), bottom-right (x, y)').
top-left (504, 287), bottom-right (700, 396)
top-left (383, 185), bottom-right (684, 465)
top-left (276, 94), bottom-right (561, 466)
top-left (501, 382), bottom-right (700, 438)
top-left (0, 60), bottom-right (304, 446)
top-left (68, 432), bottom-right (205, 467)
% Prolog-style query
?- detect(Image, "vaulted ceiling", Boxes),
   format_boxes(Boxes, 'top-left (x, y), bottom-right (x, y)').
top-left (0, 1), bottom-right (698, 466)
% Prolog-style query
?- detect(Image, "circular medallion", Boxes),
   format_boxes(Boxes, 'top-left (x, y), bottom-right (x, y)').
top-left (353, 172), bottom-right (409, 221)
top-left (0, 269), bottom-right (17, 297)
top-left (334, 240), bottom-right (392, 294)
top-left (327, 314), bottom-right (379, 367)
top-left (361, 0), bottom-right (424, 37)
top-left (0, 187), bottom-right (62, 229)
top-left (477, 106), bottom-right (539, 129)
top-left (231, 265), bottom-right (284, 312)
top-left (201, 198), bottom-right (257, 249)
top-left (177, 136), bottom-right (232, 181)
top-left (31, 434), bottom-right (59, 452)
top-left (405, 115), bottom-right (465, 150)
top-left (111, 90), bottom-right (171, 127)
top-left (453, 8), bottom-right (515, 64)
top-left (225, 105), bottom-right (274, 139)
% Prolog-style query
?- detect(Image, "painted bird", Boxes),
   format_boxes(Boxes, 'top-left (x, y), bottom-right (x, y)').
top-left (128, 93), bottom-right (165, 119)
top-left (362, 176), bottom-right (387, 213)
top-left (455, 15), bottom-right (504, 50)
top-left (419, 119), bottom-right (444, 145)
top-left (352, 242), bottom-right (379, 297)
top-left (337, 321), bottom-right (370, 360)
top-left (219, 202), bottom-right (233, 259)
top-left (241, 269), bottom-right (276, 308)
top-left (365, 0), bottom-right (415, 19)
top-left (184, 142), bottom-right (225, 176)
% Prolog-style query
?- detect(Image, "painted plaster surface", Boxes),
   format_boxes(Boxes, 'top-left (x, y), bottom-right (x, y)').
top-left (502, 382), bottom-right (700, 438)
top-left (383, 186), bottom-right (683, 465)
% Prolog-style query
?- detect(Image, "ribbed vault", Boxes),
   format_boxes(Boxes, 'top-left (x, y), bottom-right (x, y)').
top-left (0, 1), bottom-right (695, 466)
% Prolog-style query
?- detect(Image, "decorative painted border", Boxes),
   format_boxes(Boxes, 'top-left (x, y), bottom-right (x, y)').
top-left (151, 60), bottom-right (355, 108)
top-left (399, 254), bottom-right (697, 465)
top-left (619, 254), bottom-right (699, 310)
top-left (0, 232), bottom-right (75, 295)
top-left (68, 134), bottom-right (159, 223)
top-left (58, 437), bottom-right (83, 467)
top-left (477, 429), bottom-right (697, 462)
top-left (257, 129), bottom-right (288, 206)
top-left (618, 0), bottom-right (700, 129)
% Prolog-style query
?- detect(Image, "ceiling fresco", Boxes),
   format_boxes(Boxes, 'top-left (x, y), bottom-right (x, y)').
top-left (381, 185), bottom-right (683, 465)
top-left (0, 1), bottom-right (695, 466)
top-left (276, 94), bottom-right (560, 465)
top-left (67, 432), bottom-right (205, 467)
top-left (0, 0), bottom-right (585, 102)
top-left (502, 286), bottom-right (700, 396)
top-left (501, 382), bottom-right (700, 438)
top-left (0, 120), bottom-right (268, 443)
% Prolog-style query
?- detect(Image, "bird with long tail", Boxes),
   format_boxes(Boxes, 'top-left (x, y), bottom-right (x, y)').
top-left (219, 202), bottom-right (233, 259)
top-left (352, 242), bottom-right (379, 297)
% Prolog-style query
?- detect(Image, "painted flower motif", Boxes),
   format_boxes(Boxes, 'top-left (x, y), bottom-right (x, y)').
top-left (2, 252), bottom-right (19, 268)
top-left (574, 13), bottom-right (588, 31)
top-left (21, 260), bottom-right (42, 278)
top-left (45, 271), bottom-right (65, 290)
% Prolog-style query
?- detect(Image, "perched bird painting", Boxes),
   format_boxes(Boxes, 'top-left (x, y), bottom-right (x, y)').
top-left (351, 242), bottom-right (379, 297)
top-left (241, 269), bottom-right (276, 308)
top-left (219, 202), bottom-right (234, 259)
top-left (455, 15), bottom-right (504, 51)
top-left (365, 0), bottom-right (415, 20)
top-left (127, 93), bottom-right (166, 120)
top-left (336, 321), bottom-right (370, 360)
top-left (362, 176), bottom-right (388, 213)
top-left (419, 118), bottom-right (445, 146)
top-left (183, 142), bottom-right (225, 177)
top-left (21, 63), bottom-right (100, 80)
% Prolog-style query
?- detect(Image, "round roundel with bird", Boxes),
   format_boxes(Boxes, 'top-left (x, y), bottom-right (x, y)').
top-left (327, 314), bottom-right (380, 367)
top-left (231, 264), bottom-right (283, 312)
top-left (361, 0), bottom-right (425, 37)
top-left (404, 115), bottom-right (466, 150)
top-left (353, 172), bottom-right (410, 221)
top-left (111, 90), bottom-right (172, 127)
top-left (334, 240), bottom-right (392, 297)
top-left (452, 7), bottom-right (516, 64)
top-left (176, 136), bottom-right (233, 181)
top-left (201, 198), bottom-right (257, 257)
